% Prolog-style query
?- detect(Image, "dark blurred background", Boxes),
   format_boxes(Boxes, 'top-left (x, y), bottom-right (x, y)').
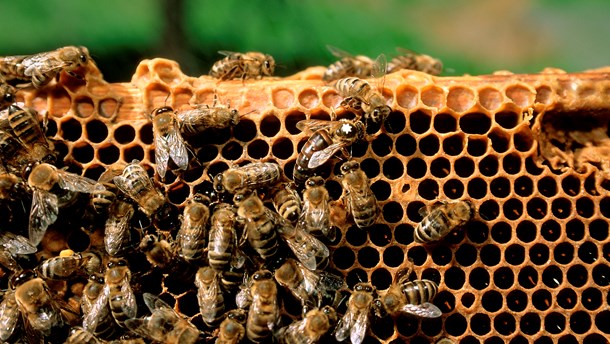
top-left (1, 0), bottom-right (608, 82)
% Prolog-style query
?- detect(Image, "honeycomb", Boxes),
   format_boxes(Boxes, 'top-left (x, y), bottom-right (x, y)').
top-left (9, 58), bottom-right (610, 343)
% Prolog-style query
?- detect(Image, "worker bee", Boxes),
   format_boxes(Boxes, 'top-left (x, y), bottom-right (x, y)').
top-left (323, 45), bottom-right (376, 82)
top-left (139, 234), bottom-right (177, 270)
top-left (27, 162), bottom-right (100, 245)
top-left (271, 182), bottom-right (302, 224)
top-left (104, 199), bottom-right (137, 256)
top-left (177, 96), bottom-right (240, 137)
top-left (210, 51), bottom-right (275, 80)
top-left (150, 106), bottom-right (189, 178)
top-left (0, 231), bottom-right (36, 272)
top-left (275, 306), bottom-right (337, 344)
top-left (90, 165), bottom-right (124, 214)
top-left (0, 45), bottom-right (92, 88)
top-left (334, 283), bottom-right (376, 344)
top-left (0, 82), bottom-right (16, 110)
top-left (208, 203), bottom-right (239, 271)
top-left (177, 194), bottom-right (210, 263)
top-left (274, 258), bottom-right (345, 314)
top-left (246, 270), bottom-right (280, 343)
top-left (65, 326), bottom-right (104, 344)
top-left (386, 47), bottom-right (443, 75)
top-left (0, 288), bottom-right (20, 342)
top-left (214, 161), bottom-right (282, 194)
top-left (37, 250), bottom-right (102, 280)
top-left (215, 309), bottom-right (247, 344)
top-left (339, 161), bottom-right (379, 229)
top-left (376, 275), bottom-right (442, 318)
top-left (125, 293), bottom-right (201, 344)
top-left (414, 200), bottom-right (475, 243)
top-left (0, 170), bottom-right (29, 201)
top-left (113, 161), bottom-right (166, 216)
top-left (195, 266), bottom-right (225, 327)
top-left (7, 104), bottom-right (56, 163)
top-left (293, 119), bottom-right (365, 185)
top-left (298, 176), bottom-right (335, 241)
top-left (0, 127), bottom-right (35, 172)
top-left (81, 274), bottom-right (119, 339)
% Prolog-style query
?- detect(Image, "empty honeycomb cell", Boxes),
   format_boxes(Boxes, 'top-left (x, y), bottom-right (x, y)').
top-left (446, 86), bottom-right (475, 113)
top-left (484, 337), bottom-right (502, 344)
top-left (395, 84), bottom-right (419, 109)
top-left (372, 133), bottom-right (393, 157)
top-left (482, 290), bottom-right (503, 312)
top-left (513, 128), bottom-right (535, 152)
top-left (505, 244), bottom-right (525, 265)
top-left (207, 161), bottom-right (229, 178)
top-left (491, 222), bottom-right (511, 244)
top-left (123, 144), bottom-right (145, 162)
top-left (371, 315), bottom-right (395, 341)
top-left (493, 111), bottom-right (519, 129)
top-left (560, 175), bottom-right (581, 196)
top-left (445, 313), bottom-right (467, 336)
top-left (410, 110), bottom-right (431, 134)
top-left (502, 153), bottom-right (522, 174)
top-left (84, 164), bottom-right (106, 180)
top-left (347, 139), bottom-right (368, 158)
top-left (181, 166), bottom-right (203, 183)
top-left (592, 264), bottom-right (609, 286)
top-left (270, 137), bottom-right (293, 159)
top-left (595, 311), bottom-right (610, 334)
top-left (168, 182), bottom-right (189, 205)
top-left (74, 96), bottom-right (95, 118)
top-left (97, 143), bottom-right (120, 164)
top-left (431, 246), bottom-right (452, 266)
top-left (395, 223), bottom-right (415, 245)
top-left (505, 84), bottom-right (535, 107)
top-left (538, 176), bottom-right (558, 197)
top-left (570, 311), bottom-right (592, 334)
top-left (442, 134), bottom-right (465, 155)
top-left (221, 141), bottom-right (243, 160)
top-left (431, 113), bottom-right (457, 134)
top-left (60, 117), bottom-right (82, 141)
top-left (408, 246), bottom-right (428, 266)
top-left (489, 129), bottom-right (510, 153)
top-left (518, 267), bottom-right (538, 289)
top-left (371, 180), bottom-right (391, 201)
top-left (493, 267), bottom-right (514, 289)
top-left (406, 158), bottom-right (427, 179)
top-left (584, 173), bottom-right (599, 195)
top-left (421, 316), bottom-right (443, 337)
top-left (346, 268), bottom-right (368, 288)
top-left (507, 289), bottom-right (528, 312)
top-left (310, 111), bottom-right (332, 122)
top-left (382, 246), bottom-right (404, 267)
top-left (578, 241), bottom-right (598, 264)
top-left (470, 313), bottom-right (492, 336)
top-left (541, 219), bottom-right (561, 241)
top-left (519, 313), bottom-right (541, 336)
top-left (394, 134), bottom-right (416, 157)
top-left (455, 157), bottom-right (475, 177)
top-left (554, 243), bottom-right (575, 265)
top-left (366, 118), bottom-right (383, 135)
top-left (357, 246), bottom-right (380, 268)
top-left (479, 156), bottom-right (498, 177)
top-left (83, 119), bottom-right (107, 143)
top-left (382, 201), bottom-right (403, 223)
top-left (568, 264), bottom-right (590, 287)
top-left (525, 156), bottom-right (544, 176)
top-left (113, 124), bottom-right (136, 145)
top-left (325, 180), bottom-right (341, 199)
top-left (455, 244), bottom-right (477, 267)
top-left (430, 157), bottom-right (450, 178)
top-left (247, 139), bottom-right (269, 159)
top-left (443, 179), bottom-right (465, 199)
top-left (346, 225), bottom-right (367, 247)
top-left (514, 176), bottom-right (534, 197)
top-left (532, 289), bottom-right (552, 312)
top-left (196, 145), bottom-right (218, 163)
top-left (260, 113), bottom-right (281, 137)
top-left (368, 224), bottom-right (392, 247)
top-left (582, 287), bottom-right (603, 311)
top-left (576, 197), bottom-right (594, 218)
top-left (232, 118), bottom-right (257, 142)
top-left (557, 288), bottom-right (577, 310)
top-left (444, 266), bottom-right (466, 290)
top-left (546, 313), bottom-right (568, 335)
top-left (515, 221), bottom-right (536, 243)
top-left (470, 267), bottom-right (491, 290)
top-left (490, 177), bottom-right (511, 198)
top-left (359, 158), bottom-right (380, 179)
top-left (460, 113), bottom-right (491, 134)
top-left (467, 136), bottom-right (488, 156)
top-left (332, 246), bottom-right (355, 270)
top-left (421, 86), bottom-right (445, 108)
top-left (526, 198), bottom-right (548, 220)
top-left (418, 179), bottom-right (439, 200)
top-left (419, 135), bottom-right (440, 156)
top-left (296, 88), bottom-right (319, 109)
top-left (467, 178), bottom-right (487, 199)
top-left (477, 200), bottom-right (499, 221)
top-left (72, 142), bottom-right (94, 164)
top-left (552, 198), bottom-right (572, 219)
top-left (371, 268), bottom-right (393, 290)
top-left (502, 198), bottom-right (523, 220)
top-left (542, 265), bottom-right (563, 287)
top-left (531, 244), bottom-right (550, 266)
top-left (395, 314), bottom-right (419, 337)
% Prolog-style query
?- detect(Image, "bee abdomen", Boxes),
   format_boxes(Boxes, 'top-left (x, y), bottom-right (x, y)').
top-left (402, 279), bottom-right (438, 304)
top-left (414, 212), bottom-right (451, 243)
top-left (201, 295), bottom-right (225, 327)
top-left (109, 291), bottom-right (131, 326)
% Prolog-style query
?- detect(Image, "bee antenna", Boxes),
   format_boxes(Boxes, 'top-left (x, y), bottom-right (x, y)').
top-left (163, 93), bottom-right (171, 106)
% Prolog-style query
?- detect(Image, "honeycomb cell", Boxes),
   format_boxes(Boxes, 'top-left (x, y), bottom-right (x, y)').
top-left (502, 153), bottom-right (522, 174)
top-left (491, 222), bottom-right (511, 244)
top-left (595, 311), bottom-right (610, 333)
top-left (541, 220), bottom-right (561, 242)
top-left (396, 314), bottom-right (419, 337)
top-left (430, 157), bottom-right (450, 178)
top-left (578, 241), bottom-right (598, 264)
top-left (406, 158), bottom-right (427, 179)
top-left (395, 134), bottom-right (416, 157)
top-left (545, 313), bottom-right (568, 335)
top-left (489, 129), bottom-right (510, 153)
top-left (531, 244), bottom-right (550, 266)
top-left (591, 264), bottom-right (609, 287)
top-left (371, 313), bottom-right (395, 340)
top-left (484, 337), bottom-right (502, 344)
top-left (419, 135), bottom-right (440, 156)
top-left (99, 98), bottom-right (121, 118)
top-left (445, 313), bottom-right (467, 336)
top-left (433, 113), bottom-right (457, 133)
top-left (520, 313), bottom-right (541, 336)
top-left (98, 143), bottom-right (120, 164)
top-left (382, 111), bottom-right (406, 134)
top-left (512, 176), bottom-right (533, 197)
top-left (395, 84), bottom-right (418, 109)
top-left (576, 197), bottom-right (594, 218)
top-left (297, 88), bottom-right (319, 109)
top-left (503, 198), bottom-right (523, 220)
top-left (407, 246), bottom-right (428, 266)
top-left (442, 134), bottom-right (465, 155)
top-left (554, 243), bottom-right (574, 265)
top-left (490, 177), bottom-right (510, 198)
top-left (60, 118), bottom-right (82, 141)
top-left (455, 244), bottom-right (477, 267)
top-left (74, 96), bottom-right (95, 118)
top-left (535, 85), bottom-right (553, 104)
top-left (513, 128), bottom-right (534, 152)
top-left (321, 89), bottom-right (341, 109)
top-left (542, 265), bottom-right (563, 288)
top-left (460, 113), bottom-right (491, 134)
top-left (467, 178), bottom-right (487, 199)
top-left (270, 89), bottom-right (294, 109)
top-left (84, 164), bottom-right (106, 180)
top-left (421, 86), bottom-right (444, 108)
top-left (444, 267), bottom-right (465, 290)
top-left (443, 179), bottom-right (464, 199)
top-left (372, 134), bottom-right (393, 157)
top-left (346, 226), bottom-right (367, 247)
top-left (518, 266), bottom-right (538, 289)
top-left (49, 88), bottom-right (71, 117)
top-left (507, 290), bottom-right (528, 312)
top-left (370, 180), bottom-right (391, 201)
top-left (270, 137), bottom-right (293, 160)
top-left (455, 157), bottom-right (475, 177)
top-left (418, 179), bottom-right (439, 200)
top-left (220, 141), bottom-right (243, 160)
top-left (505, 244), bottom-right (525, 265)
top-left (570, 311), bottom-right (592, 334)
top-left (358, 246), bottom-right (380, 268)
top-left (561, 175), bottom-right (581, 196)
top-left (114, 124), bottom-right (136, 144)
top-left (526, 198), bottom-right (547, 220)
top-left (260, 114), bottom-right (281, 137)
top-left (479, 87), bottom-right (503, 111)
top-left (467, 136), bottom-right (487, 156)
top-left (233, 118), bottom-right (257, 142)
top-left (494, 267), bottom-right (514, 289)
top-left (470, 313), bottom-right (491, 335)
top-left (247, 139), bottom-right (269, 159)
top-left (421, 315), bottom-right (443, 337)
top-left (481, 290), bottom-right (503, 312)
top-left (479, 156), bottom-right (498, 177)
top-left (525, 156), bottom-right (544, 175)
top-left (332, 246), bottom-right (355, 270)
top-left (394, 224), bottom-right (414, 245)
top-left (494, 111), bottom-right (519, 129)
top-left (469, 267), bottom-right (490, 290)
top-left (538, 176), bottom-right (558, 197)
top-left (584, 334), bottom-right (608, 344)
top-left (168, 182), bottom-right (189, 205)
top-left (72, 142), bottom-right (94, 164)
top-left (431, 246), bottom-right (452, 266)
top-left (461, 292), bottom-right (475, 308)
top-left (447, 86), bottom-right (475, 112)
top-left (505, 84), bottom-right (535, 107)
top-left (581, 287), bottom-right (602, 311)
top-left (360, 158), bottom-right (380, 179)
top-left (533, 289), bottom-right (552, 311)
top-left (54, 141), bottom-right (69, 162)
top-left (557, 288), bottom-right (577, 310)
top-left (369, 224), bottom-right (392, 247)
top-left (383, 246), bottom-right (404, 267)
top-left (382, 202), bottom-right (403, 223)
top-left (346, 269), bottom-right (368, 288)
top-left (410, 110), bottom-right (431, 133)
top-left (590, 219), bottom-right (610, 240)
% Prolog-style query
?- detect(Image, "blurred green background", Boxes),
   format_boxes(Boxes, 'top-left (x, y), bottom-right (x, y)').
top-left (1, 0), bottom-right (608, 82)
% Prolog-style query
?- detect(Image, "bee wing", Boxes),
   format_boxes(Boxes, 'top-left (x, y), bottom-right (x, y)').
top-left (125, 317), bottom-right (155, 341)
top-left (166, 123), bottom-right (189, 171)
top-left (218, 50), bottom-right (238, 57)
top-left (235, 287), bottom-right (252, 310)
top-left (307, 143), bottom-right (344, 169)
top-left (104, 202), bottom-right (134, 256)
top-left (208, 225), bottom-right (231, 254)
top-left (22, 53), bottom-right (67, 76)
top-left (196, 272), bottom-right (221, 310)
top-left (29, 189), bottom-right (58, 246)
top-left (143, 292), bottom-right (174, 314)
top-left (334, 307), bottom-right (355, 342)
top-left (120, 277), bottom-right (138, 319)
top-left (372, 53), bottom-right (388, 79)
top-left (0, 291), bottom-right (19, 342)
top-left (56, 170), bottom-right (99, 193)
top-left (326, 45), bottom-right (354, 59)
top-left (0, 231), bottom-right (37, 254)
top-left (279, 223), bottom-right (329, 271)
top-left (154, 131), bottom-right (170, 179)
top-left (295, 119), bottom-right (333, 133)
top-left (83, 284), bottom-right (109, 332)
top-left (350, 306), bottom-right (370, 344)
top-left (401, 302), bottom-right (442, 318)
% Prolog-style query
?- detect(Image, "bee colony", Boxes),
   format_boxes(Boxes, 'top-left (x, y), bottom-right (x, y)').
top-left (0, 46), bottom-right (609, 343)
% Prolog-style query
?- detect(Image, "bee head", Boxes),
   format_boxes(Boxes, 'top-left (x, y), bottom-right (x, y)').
top-left (1, 85), bottom-right (14, 104)
top-left (263, 55), bottom-right (276, 75)
top-left (371, 105), bottom-right (391, 123)
top-left (340, 161), bottom-right (359, 175)
top-left (227, 309), bottom-right (247, 323)
top-left (107, 258), bottom-right (128, 269)
top-left (88, 274), bottom-right (105, 284)
top-left (253, 269), bottom-right (273, 281)
top-left (153, 106), bottom-right (173, 117)
top-left (10, 269), bottom-right (37, 289)
top-left (213, 174), bottom-right (225, 193)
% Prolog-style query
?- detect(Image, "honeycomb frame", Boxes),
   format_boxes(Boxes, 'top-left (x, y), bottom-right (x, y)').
top-left (14, 59), bottom-right (610, 343)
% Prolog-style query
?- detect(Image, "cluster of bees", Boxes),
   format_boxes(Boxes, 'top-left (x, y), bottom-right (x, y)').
top-left (0, 45), bottom-right (474, 344)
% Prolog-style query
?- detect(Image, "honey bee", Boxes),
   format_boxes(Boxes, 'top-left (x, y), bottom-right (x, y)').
top-left (414, 200), bottom-right (475, 243)
top-left (271, 182), bottom-right (302, 224)
top-left (104, 199), bottom-right (137, 256)
top-left (139, 234), bottom-right (177, 270)
top-left (0, 288), bottom-right (20, 342)
top-left (208, 203), bottom-right (239, 271)
top-left (7, 104), bottom-right (56, 163)
top-left (339, 161), bottom-right (379, 229)
top-left (210, 51), bottom-right (275, 80)
top-left (0, 231), bottom-right (36, 272)
top-left (65, 326), bottom-right (104, 344)
top-left (0, 46), bottom-right (91, 88)
top-left (81, 274), bottom-right (119, 339)
top-left (0, 170), bottom-right (29, 201)
top-left (297, 176), bottom-right (335, 241)
top-left (214, 161), bottom-right (282, 194)
top-left (37, 250), bottom-right (102, 280)
top-left (275, 306), bottom-right (337, 344)
top-left (113, 161), bottom-right (165, 216)
top-left (177, 97), bottom-right (240, 137)
top-left (246, 270), bottom-right (280, 343)
top-left (195, 266), bottom-right (225, 327)
top-left (323, 45), bottom-right (376, 82)
top-left (177, 194), bottom-right (210, 263)
top-left (386, 47), bottom-right (443, 75)
top-left (293, 119), bottom-right (365, 185)
top-left (90, 165), bottom-right (124, 214)
top-left (334, 283), bottom-right (376, 344)
top-left (27, 162), bottom-right (100, 245)
top-left (150, 106), bottom-right (189, 178)
top-left (125, 293), bottom-right (201, 344)
top-left (215, 309), bottom-right (247, 344)
top-left (0, 82), bottom-right (16, 110)
top-left (274, 258), bottom-right (345, 314)
top-left (376, 276), bottom-right (442, 319)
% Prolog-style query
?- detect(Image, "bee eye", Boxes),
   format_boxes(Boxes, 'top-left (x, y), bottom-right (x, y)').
top-left (80, 54), bottom-right (87, 63)
top-left (3, 93), bottom-right (13, 102)
top-left (265, 61), bottom-right (270, 68)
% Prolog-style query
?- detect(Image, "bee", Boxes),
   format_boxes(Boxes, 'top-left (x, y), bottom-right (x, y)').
top-left (272, 182), bottom-right (302, 224)
top-left (113, 161), bottom-right (166, 216)
top-left (125, 293), bottom-right (201, 344)
top-left (90, 165), bottom-right (124, 214)
top-left (0, 170), bottom-right (29, 201)
top-left (177, 194), bottom-right (210, 263)
top-left (150, 106), bottom-right (189, 178)
top-left (177, 97), bottom-right (240, 137)
top-left (214, 161), bottom-right (282, 194)
top-left (65, 326), bottom-right (105, 344)
top-left (0, 82), bottom-right (16, 110)
top-left (0, 127), bottom-right (35, 172)
top-left (139, 234), bottom-right (177, 270)
top-left (104, 199), bottom-right (137, 256)
top-left (334, 283), bottom-right (376, 344)
top-left (298, 176), bottom-right (335, 241)
top-left (323, 45), bottom-right (376, 82)
top-left (0, 45), bottom-right (91, 88)
top-left (81, 274), bottom-right (119, 339)
top-left (0, 288), bottom-right (20, 342)
top-left (7, 104), bottom-right (56, 163)
top-left (0, 231), bottom-right (36, 272)
top-left (215, 309), bottom-right (247, 344)
top-left (339, 161), bottom-right (379, 229)
top-left (376, 274), bottom-right (442, 318)
top-left (386, 47), bottom-right (443, 75)
top-left (275, 306), bottom-right (337, 344)
top-left (414, 200), bottom-right (475, 243)
top-left (37, 250), bottom-right (102, 280)
top-left (274, 258), bottom-right (345, 314)
top-left (293, 119), bottom-right (365, 185)
top-left (27, 162), bottom-right (100, 245)
top-left (246, 270), bottom-right (280, 343)
top-left (208, 203), bottom-right (239, 271)
top-left (195, 266), bottom-right (225, 327)
top-left (210, 51), bottom-right (275, 80)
